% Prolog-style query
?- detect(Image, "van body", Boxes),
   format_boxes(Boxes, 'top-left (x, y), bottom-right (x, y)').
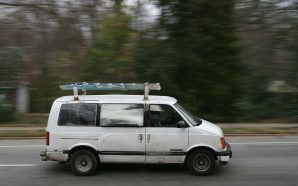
top-left (41, 95), bottom-right (232, 176)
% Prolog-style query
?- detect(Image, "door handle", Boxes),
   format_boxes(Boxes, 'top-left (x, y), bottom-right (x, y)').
top-left (147, 134), bottom-right (151, 143)
top-left (138, 134), bottom-right (143, 143)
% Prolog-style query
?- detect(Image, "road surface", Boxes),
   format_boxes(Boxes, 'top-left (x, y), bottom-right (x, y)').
top-left (0, 136), bottom-right (297, 186)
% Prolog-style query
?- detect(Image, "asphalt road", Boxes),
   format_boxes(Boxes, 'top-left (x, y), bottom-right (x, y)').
top-left (0, 136), bottom-right (298, 186)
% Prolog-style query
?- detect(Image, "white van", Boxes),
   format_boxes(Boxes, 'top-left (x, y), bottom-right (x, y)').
top-left (40, 83), bottom-right (232, 176)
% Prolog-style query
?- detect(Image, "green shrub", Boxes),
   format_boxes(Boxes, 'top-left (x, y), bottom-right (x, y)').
top-left (0, 102), bottom-right (16, 123)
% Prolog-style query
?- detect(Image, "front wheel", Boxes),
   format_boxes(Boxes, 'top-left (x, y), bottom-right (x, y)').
top-left (186, 150), bottom-right (215, 176)
top-left (70, 150), bottom-right (98, 176)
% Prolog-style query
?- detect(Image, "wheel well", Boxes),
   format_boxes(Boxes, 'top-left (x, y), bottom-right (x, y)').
top-left (68, 146), bottom-right (99, 162)
top-left (185, 146), bottom-right (218, 163)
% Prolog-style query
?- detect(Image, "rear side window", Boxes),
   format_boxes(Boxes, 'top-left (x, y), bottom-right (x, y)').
top-left (58, 103), bottom-right (97, 126)
top-left (100, 104), bottom-right (144, 127)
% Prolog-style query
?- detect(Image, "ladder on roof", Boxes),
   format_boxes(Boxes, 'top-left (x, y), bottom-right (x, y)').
top-left (59, 82), bottom-right (161, 100)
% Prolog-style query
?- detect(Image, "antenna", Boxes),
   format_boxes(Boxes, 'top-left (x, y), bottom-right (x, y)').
top-left (59, 82), bottom-right (161, 100)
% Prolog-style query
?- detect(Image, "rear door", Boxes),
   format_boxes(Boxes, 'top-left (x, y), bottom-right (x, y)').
top-left (98, 103), bottom-right (146, 163)
top-left (145, 104), bottom-right (189, 163)
top-left (50, 102), bottom-right (98, 153)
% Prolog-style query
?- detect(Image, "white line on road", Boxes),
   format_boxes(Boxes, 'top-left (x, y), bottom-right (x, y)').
top-left (0, 145), bottom-right (44, 148)
top-left (0, 164), bottom-right (37, 167)
top-left (230, 142), bottom-right (298, 145)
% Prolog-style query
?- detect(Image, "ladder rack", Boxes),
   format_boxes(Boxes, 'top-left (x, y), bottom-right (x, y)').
top-left (59, 82), bottom-right (161, 100)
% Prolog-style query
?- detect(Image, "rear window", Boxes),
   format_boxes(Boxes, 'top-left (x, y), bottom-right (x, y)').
top-left (58, 103), bottom-right (97, 126)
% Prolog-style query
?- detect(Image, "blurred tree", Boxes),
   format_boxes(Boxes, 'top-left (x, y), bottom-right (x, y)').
top-left (136, 0), bottom-right (242, 122)
top-left (83, 0), bottom-right (138, 82)
top-left (0, 0), bottom-right (111, 112)
top-left (235, 0), bottom-right (298, 121)
top-left (2, 0), bottom-right (298, 122)
top-left (0, 48), bottom-right (23, 81)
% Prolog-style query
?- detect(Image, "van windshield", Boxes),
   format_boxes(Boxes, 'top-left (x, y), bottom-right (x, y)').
top-left (174, 103), bottom-right (202, 126)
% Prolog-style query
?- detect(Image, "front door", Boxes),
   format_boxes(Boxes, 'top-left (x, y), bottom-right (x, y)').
top-left (145, 104), bottom-right (189, 163)
top-left (98, 103), bottom-right (145, 163)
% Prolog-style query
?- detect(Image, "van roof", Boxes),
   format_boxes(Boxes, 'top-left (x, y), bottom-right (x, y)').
top-left (55, 95), bottom-right (177, 104)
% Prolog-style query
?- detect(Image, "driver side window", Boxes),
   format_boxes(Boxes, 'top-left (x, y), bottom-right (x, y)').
top-left (148, 104), bottom-right (186, 128)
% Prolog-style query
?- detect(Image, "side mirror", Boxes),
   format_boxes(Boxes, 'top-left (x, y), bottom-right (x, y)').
top-left (176, 120), bottom-right (188, 128)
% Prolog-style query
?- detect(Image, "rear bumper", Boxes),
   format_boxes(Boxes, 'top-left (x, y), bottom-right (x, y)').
top-left (40, 149), bottom-right (47, 161)
top-left (40, 149), bottom-right (68, 162)
top-left (217, 143), bottom-right (232, 162)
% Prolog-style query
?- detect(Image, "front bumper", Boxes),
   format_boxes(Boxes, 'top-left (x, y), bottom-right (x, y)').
top-left (217, 143), bottom-right (232, 162)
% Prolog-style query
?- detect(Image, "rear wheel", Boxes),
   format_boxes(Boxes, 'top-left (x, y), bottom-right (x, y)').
top-left (70, 150), bottom-right (98, 176)
top-left (186, 149), bottom-right (215, 176)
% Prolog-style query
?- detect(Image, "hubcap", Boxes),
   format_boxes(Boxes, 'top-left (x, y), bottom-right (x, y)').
top-left (80, 159), bottom-right (87, 166)
top-left (75, 155), bottom-right (92, 172)
top-left (193, 154), bottom-right (210, 172)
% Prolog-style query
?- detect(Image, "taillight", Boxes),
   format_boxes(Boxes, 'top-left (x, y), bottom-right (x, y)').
top-left (46, 131), bottom-right (49, 146)
top-left (220, 137), bottom-right (226, 149)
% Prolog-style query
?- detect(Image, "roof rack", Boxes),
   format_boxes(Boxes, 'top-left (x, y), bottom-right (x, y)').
top-left (59, 82), bottom-right (161, 100)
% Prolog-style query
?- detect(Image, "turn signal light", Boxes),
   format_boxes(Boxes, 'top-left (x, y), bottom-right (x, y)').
top-left (220, 137), bottom-right (226, 149)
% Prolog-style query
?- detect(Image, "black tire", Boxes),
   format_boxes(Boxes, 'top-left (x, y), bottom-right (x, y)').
top-left (70, 149), bottom-right (98, 176)
top-left (186, 149), bottom-right (215, 176)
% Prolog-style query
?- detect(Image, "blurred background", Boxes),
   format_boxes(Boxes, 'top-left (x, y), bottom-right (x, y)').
top-left (1, 0), bottom-right (298, 123)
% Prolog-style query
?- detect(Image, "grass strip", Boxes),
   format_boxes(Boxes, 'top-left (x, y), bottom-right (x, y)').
top-left (0, 130), bottom-right (45, 137)
top-left (223, 127), bottom-right (298, 134)
top-left (0, 124), bottom-right (46, 127)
